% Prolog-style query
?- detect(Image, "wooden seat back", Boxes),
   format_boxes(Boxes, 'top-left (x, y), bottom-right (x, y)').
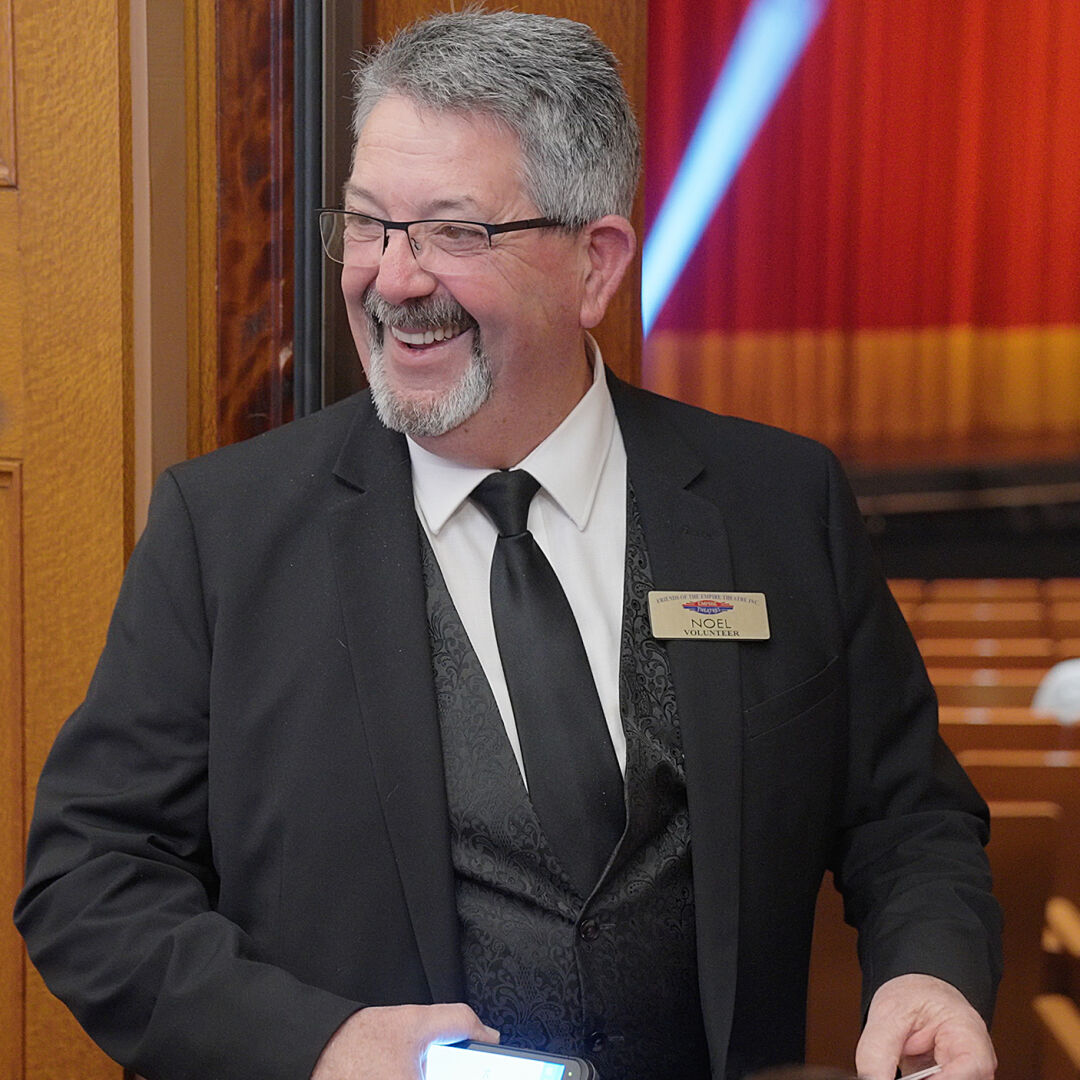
top-left (920, 636), bottom-right (1057, 669)
top-left (986, 801), bottom-right (1060, 1080)
top-left (1036, 898), bottom-right (1080, 1080)
top-left (915, 601), bottom-right (1047, 638)
top-left (929, 667), bottom-right (1047, 708)
top-left (941, 711), bottom-right (1078, 753)
top-left (887, 578), bottom-right (926, 604)
top-left (926, 578), bottom-right (1043, 602)
top-left (959, 750), bottom-right (1080, 902)
top-left (1051, 603), bottom-right (1080, 640)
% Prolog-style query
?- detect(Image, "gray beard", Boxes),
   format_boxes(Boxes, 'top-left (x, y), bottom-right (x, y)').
top-left (362, 289), bottom-right (493, 438)
top-left (367, 333), bottom-right (493, 438)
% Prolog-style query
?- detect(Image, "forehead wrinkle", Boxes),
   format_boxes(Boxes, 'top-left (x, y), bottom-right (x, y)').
top-left (344, 179), bottom-right (489, 221)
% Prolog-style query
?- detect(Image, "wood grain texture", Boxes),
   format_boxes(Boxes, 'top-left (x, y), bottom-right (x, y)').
top-left (13, 0), bottom-right (131, 1075)
top-left (363, 1), bottom-right (645, 386)
top-left (187, 0), bottom-right (219, 456)
top-left (0, 462), bottom-right (24, 1080)
top-left (213, 0), bottom-right (294, 447)
top-left (0, 191), bottom-right (22, 460)
top-left (0, 0), bottom-right (14, 186)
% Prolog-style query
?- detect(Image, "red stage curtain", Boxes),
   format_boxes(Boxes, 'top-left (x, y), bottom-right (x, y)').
top-left (645, 0), bottom-right (1080, 457)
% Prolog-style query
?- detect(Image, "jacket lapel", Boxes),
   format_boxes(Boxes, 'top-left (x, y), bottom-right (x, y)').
top-left (612, 377), bottom-right (743, 1071)
top-left (329, 399), bottom-right (465, 1003)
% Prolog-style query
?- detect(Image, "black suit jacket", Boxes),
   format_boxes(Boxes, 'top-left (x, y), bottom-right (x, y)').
top-left (16, 377), bottom-right (1001, 1080)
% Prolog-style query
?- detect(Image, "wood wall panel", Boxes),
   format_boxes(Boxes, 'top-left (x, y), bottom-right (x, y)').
top-left (0, 192), bottom-right (20, 461)
top-left (1, 463), bottom-right (23, 1080)
top-left (0, 0), bottom-right (14, 187)
top-left (11, 0), bottom-right (131, 1075)
top-left (187, 0), bottom-right (218, 457)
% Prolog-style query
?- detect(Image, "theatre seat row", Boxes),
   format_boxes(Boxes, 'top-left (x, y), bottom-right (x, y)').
top-left (811, 710), bottom-right (1080, 1079)
top-left (895, 599), bottom-right (1080, 641)
top-left (885, 581), bottom-right (1080, 712)
top-left (808, 580), bottom-right (1080, 1076)
top-left (889, 578), bottom-right (1080, 604)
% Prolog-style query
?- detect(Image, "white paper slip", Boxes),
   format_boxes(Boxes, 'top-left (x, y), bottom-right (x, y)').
top-left (898, 1067), bottom-right (942, 1080)
top-left (648, 591), bottom-right (770, 640)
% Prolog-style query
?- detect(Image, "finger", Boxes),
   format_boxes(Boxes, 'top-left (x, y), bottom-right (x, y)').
top-left (855, 1013), bottom-right (908, 1080)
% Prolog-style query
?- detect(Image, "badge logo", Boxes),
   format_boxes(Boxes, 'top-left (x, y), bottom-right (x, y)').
top-left (682, 600), bottom-right (734, 614)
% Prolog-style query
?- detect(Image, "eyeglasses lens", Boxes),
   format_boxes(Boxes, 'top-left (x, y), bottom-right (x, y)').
top-left (319, 212), bottom-right (491, 270)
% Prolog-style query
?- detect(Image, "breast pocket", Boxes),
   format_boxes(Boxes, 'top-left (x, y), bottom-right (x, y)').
top-left (742, 654), bottom-right (846, 873)
top-left (744, 654), bottom-right (843, 740)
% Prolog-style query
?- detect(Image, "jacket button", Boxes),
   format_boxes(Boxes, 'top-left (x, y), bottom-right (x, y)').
top-left (588, 1031), bottom-right (607, 1053)
top-left (579, 918), bottom-right (600, 942)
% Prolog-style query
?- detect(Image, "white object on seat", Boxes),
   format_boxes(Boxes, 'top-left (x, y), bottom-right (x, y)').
top-left (1033, 658), bottom-right (1080, 723)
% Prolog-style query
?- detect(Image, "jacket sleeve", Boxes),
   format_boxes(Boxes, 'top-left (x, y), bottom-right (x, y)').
top-left (823, 451), bottom-right (1003, 1021)
top-left (14, 470), bottom-right (361, 1080)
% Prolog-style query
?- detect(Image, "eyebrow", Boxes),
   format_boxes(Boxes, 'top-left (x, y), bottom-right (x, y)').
top-left (342, 181), bottom-right (379, 211)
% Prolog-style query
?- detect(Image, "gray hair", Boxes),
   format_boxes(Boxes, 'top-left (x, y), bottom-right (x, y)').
top-left (350, 7), bottom-right (641, 227)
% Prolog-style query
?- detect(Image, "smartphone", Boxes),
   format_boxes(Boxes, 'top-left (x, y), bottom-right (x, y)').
top-left (425, 1040), bottom-right (597, 1080)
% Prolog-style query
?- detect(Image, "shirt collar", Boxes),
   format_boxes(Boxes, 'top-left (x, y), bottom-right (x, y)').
top-left (408, 334), bottom-right (615, 535)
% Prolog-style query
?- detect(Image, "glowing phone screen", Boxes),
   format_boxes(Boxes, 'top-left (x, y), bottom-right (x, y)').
top-left (425, 1044), bottom-right (567, 1080)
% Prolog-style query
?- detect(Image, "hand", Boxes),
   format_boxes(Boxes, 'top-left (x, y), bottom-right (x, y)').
top-left (855, 973), bottom-right (996, 1080)
top-left (310, 1003), bottom-right (500, 1080)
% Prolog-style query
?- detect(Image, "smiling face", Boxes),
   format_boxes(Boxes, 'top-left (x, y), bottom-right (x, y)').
top-left (342, 95), bottom-right (597, 465)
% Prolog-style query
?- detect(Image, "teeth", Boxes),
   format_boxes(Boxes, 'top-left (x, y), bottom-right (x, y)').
top-left (390, 323), bottom-right (462, 346)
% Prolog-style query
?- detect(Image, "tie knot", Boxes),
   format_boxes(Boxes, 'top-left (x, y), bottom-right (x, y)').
top-left (470, 469), bottom-right (540, 537)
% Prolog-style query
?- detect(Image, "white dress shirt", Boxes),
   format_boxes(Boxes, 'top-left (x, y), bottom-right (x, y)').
top-left (407, 339), bottom-right (628, 781)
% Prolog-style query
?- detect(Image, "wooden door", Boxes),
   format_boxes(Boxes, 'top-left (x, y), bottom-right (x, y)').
top-left (1, 0), bottom-right (131, 1076)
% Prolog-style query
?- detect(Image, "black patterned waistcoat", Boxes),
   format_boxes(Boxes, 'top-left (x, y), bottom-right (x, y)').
top-left (421, 487), bottom-right (712, 1080)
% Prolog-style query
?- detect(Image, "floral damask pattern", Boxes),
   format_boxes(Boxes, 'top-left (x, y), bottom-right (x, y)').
top-left (421, 486), bottom-right (711, 1078)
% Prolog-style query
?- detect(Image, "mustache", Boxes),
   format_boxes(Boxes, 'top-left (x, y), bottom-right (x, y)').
top-left (362, 289), bottom-right (477, 332)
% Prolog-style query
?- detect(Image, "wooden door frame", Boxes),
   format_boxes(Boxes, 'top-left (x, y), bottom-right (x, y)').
top-left (189, 0), bottom-right (295, 454)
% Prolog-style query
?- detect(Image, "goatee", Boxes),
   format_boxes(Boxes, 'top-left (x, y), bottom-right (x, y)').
top-left (362, 289), bottom-right (492, 438)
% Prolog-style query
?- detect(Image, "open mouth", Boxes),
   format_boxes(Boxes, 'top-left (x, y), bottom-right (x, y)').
top-left (363, 288), bottom-right (477, 353)
top-left (388, 322), bottom-right (468, 349)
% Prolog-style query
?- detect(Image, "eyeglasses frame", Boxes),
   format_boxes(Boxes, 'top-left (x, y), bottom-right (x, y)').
top-left (316, 208), bottom-right (563, 265)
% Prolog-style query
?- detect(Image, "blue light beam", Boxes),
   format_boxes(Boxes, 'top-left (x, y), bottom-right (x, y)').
top-left (641, 0), bottom-right (828, 336)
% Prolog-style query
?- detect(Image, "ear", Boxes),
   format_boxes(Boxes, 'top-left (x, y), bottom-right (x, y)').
top-left (577, 215), bottom-right (637, 329)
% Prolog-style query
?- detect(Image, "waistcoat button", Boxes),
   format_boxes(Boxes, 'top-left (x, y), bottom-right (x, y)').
top-left (579, 918), bottom-right (600, 942)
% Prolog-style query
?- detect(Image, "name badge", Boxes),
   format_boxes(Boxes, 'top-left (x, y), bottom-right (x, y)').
top-left (648, 591), bottom-right (770, 640)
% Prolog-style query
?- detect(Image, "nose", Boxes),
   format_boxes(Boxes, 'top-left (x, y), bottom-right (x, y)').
top-left (373, 228), bottom-right (438, 305)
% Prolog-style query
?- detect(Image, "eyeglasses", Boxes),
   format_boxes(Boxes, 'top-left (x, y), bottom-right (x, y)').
top-left (317, 208), bottom-right (561, 272)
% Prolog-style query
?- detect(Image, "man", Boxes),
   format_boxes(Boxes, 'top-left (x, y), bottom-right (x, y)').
top-left (16, 10), bottom-right (1000, 1080)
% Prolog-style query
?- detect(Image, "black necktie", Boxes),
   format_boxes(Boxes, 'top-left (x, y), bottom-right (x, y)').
top-left (471, 469), bottom-right (625, 895)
